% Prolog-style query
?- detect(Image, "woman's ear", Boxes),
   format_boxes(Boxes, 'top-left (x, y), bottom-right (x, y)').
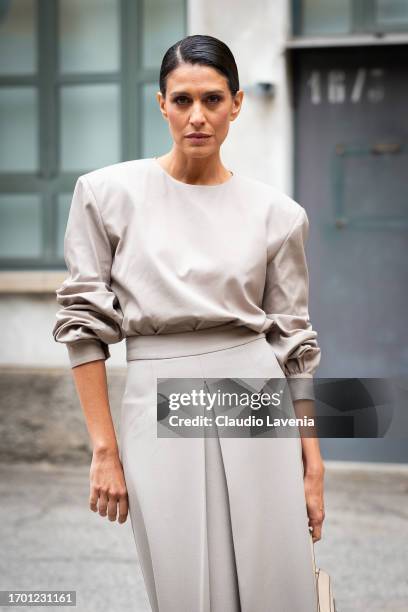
top-left (230, 90), bottom-right (244, 122)
top-left (156, 91), bottom-right (169, 121)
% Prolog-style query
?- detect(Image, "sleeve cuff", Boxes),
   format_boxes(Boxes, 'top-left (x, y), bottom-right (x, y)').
top-left (67, 339), bottom-right (110, 368)
top-left (286, 373), bottom-right (316, 402)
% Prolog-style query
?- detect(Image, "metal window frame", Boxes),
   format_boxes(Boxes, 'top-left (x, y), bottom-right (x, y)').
top-left (291, 0), bottom-right (408, 38)
top-left (0, 0), bottom-right (187, 271)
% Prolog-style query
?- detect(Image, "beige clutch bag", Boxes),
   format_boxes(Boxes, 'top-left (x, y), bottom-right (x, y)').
top-left (309, 531), bottom-right (337, 612)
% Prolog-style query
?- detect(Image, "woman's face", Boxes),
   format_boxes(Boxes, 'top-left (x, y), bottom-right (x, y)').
top-left (157, 63), bottom-right (243, 158)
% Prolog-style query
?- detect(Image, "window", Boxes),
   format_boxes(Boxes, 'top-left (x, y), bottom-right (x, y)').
top-left (292, 0), bottom-right (408, 37)
top-left (0, 0), bottom-right (186, 271)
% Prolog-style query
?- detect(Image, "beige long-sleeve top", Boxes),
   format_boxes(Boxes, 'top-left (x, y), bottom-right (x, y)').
top-left (52, 157), bottom-right (321, 400)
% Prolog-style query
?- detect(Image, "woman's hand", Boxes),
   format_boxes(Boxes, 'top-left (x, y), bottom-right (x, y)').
top-left (303, 462), bottom-right (325, 542)
top-left (89, 446), bottom-right (129, 524)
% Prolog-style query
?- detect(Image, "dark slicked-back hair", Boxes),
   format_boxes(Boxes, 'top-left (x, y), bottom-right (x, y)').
top-left (159, 34), bottom-right (240, 97)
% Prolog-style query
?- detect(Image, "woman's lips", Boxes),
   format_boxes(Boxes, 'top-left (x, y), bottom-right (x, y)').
top-left (185, 134), bottom-right (212, 144)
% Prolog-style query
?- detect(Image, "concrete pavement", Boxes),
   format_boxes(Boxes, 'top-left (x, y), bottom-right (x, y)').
top-left (0, 461), bottom-right (407, 612)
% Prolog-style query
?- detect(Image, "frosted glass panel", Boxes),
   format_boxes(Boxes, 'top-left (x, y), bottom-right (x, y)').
top-left (142, 83), bottom-right (172, 157)
top-left (302, 0), bottom-right (351, 35)
top-left (59, 0), bottom-right (120, 73)
top-left (142, 0), bottom-right (185, 68)
top-left (60, 84), bottom-right (120, 171)
top-left (0, 195), bottom-right (42, 258)
top-left (0, 0), bottom-right (36, 75)
top-left (376, 0), bottom-right (408, 28)
top-left (56, 194), bottom-right (72, 258)
top-left (0, 87), bottom-right (38, 172)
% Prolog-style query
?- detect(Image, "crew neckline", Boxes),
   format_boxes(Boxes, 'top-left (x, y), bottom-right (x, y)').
top-left (151, 157), bottom-right (236, 189)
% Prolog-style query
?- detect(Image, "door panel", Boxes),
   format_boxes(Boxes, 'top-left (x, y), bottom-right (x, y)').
top-left (293, 45), bottom-right (408, 462)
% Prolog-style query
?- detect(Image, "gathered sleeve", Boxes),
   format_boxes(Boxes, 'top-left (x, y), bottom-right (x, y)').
top-left (52, 175), bottom-right (125, 368)
top-left (262, 206), bottom-right (321, 401)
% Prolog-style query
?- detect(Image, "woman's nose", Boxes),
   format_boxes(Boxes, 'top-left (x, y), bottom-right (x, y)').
top-left (189, 104), bottom-right (206, 124)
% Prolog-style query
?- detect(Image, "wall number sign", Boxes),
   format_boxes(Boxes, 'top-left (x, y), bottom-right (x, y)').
top-left (307, 68), bottom-right (385, 104)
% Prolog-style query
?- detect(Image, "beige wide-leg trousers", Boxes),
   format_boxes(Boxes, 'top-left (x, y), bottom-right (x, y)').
top-left (119, 325), bottom-right (318, 612)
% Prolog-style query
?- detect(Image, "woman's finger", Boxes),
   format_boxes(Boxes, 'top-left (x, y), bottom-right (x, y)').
top-left (107, 493), bottom-right (119, 521)
top-left (309, 515), bottom-right (324, 542)
top-left (310, 522), bottom-right (322, 542)
top-left (89, 486), bottom-right (99, 512)
top-left (98, 490), bottom-right (109, 517)
top-left (118, 492), bottom-right (129, 523)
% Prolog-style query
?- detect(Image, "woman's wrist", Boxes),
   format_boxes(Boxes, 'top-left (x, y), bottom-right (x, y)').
top-left (303, 458), bottom-right (325, 477)
top-left (93, 441), bottom-right (119, 457)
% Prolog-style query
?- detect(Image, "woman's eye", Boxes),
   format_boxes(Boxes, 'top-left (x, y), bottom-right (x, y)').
top-left (174, 96), bottom-right (190, 105)
top-left (173, 94), bottom-right (222, 106)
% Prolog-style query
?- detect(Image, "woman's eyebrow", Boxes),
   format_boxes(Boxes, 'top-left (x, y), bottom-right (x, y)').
top-left (170, 89), bottom-right (225, 96)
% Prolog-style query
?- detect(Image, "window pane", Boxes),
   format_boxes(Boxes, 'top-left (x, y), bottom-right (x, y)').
top-left (0, 0), bottom-right (36, 75)
top-left (56, 193), bottom-right (71, 258)
top-left (301, 0), bottom-right (352, 35)
top-left (60, 84), bottom-right (120, 172)
top-left (0, 87), bottom-right (38, 172)
top-left (142, 0), bottom-right (185, 68)
top-left (59, 0), bottom-right (120, 74)
top-left (141, 83), bottom-right (172, 157)
top-left (376, 0), bottom-right (408, 29)
top-left (0, 195), bottom-right (42, 258)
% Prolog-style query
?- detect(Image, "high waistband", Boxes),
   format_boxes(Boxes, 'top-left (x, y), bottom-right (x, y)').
top-left (125, 325), bottom-right (266, 361)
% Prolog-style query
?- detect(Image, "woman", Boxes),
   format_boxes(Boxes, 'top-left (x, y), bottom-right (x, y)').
top-left (53, 34), bottom-right (325, 612)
